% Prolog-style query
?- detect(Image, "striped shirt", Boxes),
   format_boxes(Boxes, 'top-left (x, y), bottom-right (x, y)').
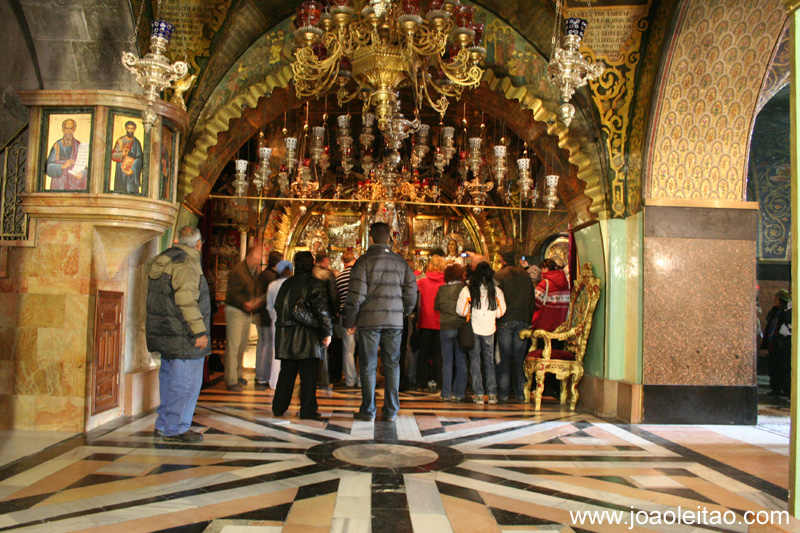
top-left (335, 266), bottom-right (352, 313)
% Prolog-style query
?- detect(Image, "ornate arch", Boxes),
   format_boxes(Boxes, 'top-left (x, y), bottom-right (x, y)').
top-left (645, 0), bottom-right (788, 200)
top-left (175, 17), bottom-right (607, 222)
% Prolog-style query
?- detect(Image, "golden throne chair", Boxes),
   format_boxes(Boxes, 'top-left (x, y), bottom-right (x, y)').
top-left (519, 262), bottom-right (601, 410)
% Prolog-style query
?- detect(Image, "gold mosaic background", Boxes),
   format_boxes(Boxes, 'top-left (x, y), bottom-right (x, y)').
top-left (647, 0), bottom-right (786, 200)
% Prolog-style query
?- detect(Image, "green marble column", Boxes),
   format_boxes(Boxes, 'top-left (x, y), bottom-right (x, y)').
top-left (787, 0), bottom-right (800, 516)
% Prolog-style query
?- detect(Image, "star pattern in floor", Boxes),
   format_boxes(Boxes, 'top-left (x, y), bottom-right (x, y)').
top-left (0, 380), bottom-right (795, 532)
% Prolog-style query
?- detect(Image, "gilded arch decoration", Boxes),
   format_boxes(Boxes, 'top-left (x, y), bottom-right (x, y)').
top-left (175, 11), bottom-right (607, 222)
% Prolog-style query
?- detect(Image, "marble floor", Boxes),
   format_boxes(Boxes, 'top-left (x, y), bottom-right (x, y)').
top-left (0, 376), bottom-right (797, 533)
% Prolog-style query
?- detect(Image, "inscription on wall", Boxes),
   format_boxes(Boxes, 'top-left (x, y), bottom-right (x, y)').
top-left (148, 0), bottom-right (233, 74)
top-left (567, 7), bottom-right (647, 62)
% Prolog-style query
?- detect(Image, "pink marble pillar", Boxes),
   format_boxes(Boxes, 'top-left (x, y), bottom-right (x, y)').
top-left (0, 91), bottom-right (187, 431)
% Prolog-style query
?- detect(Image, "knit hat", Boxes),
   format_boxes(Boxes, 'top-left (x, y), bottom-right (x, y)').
top-left (777, 289), bottom-right (791, 303)
top-left (276, 259), bottom-right (293, 275)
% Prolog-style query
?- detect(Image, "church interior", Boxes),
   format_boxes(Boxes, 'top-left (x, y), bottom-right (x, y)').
top-left (0, 0), bottom-right (799, 530)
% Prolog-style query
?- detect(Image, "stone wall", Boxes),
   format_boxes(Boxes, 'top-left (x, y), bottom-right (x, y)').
top-left (641, 203), bottom-right (758, 424)
top-left (1, 0), bottom-right (139, 144)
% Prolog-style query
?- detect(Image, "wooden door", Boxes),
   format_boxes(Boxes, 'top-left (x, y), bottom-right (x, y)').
top-left (92, 291), bottom-right (123, 415)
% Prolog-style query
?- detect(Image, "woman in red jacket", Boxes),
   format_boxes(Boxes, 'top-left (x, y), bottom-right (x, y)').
top-left (531, 259), bottom-right (570, 332)
top-left (416, 255), bottom-right (446, 392)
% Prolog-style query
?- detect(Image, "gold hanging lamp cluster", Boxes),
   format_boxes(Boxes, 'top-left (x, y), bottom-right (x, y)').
top-left (291, 0), bottom-right (486, 132)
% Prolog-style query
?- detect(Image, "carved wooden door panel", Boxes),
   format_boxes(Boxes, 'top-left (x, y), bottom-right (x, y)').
top-left (92, 291), bottom-right (123, 415)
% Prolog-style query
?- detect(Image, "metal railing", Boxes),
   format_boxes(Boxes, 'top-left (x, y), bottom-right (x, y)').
top-left (0, 124), bottom-right (28, 240)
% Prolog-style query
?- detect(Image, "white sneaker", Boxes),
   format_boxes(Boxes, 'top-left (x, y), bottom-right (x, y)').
top-left (473, 396), bottom-right (484, 405)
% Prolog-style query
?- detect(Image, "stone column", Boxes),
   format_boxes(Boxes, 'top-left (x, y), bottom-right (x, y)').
top-left (784, 0), bottom-right (800, 515)
top-left (641, 199), bottom-right (758, 424)
top-left (0, 91), bottom-right (187, 431)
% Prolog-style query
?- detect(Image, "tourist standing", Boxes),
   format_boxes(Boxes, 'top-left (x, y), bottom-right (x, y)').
top-left (224, 247), bottom-right (262, 391)
top-left (146, 226), bottom-right (210, 442)
top-left (335, 250), bottom-right (359, 387)
top-left (272, 252), bottom-right (333, 420)
top-left (457, 262), bottom-right (506, 405)
top-left (416, 255), bottom-right (446, 392)
top-left (254, 250), bottom-right (283, 390)
top-left (495, 248), bottom-right (535, 402)
top-left (435, 263), bottom-right (468, 401)
top-left (342, 223), bottom-right (417, 422)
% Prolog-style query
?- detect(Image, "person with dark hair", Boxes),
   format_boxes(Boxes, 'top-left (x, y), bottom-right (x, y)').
top-left (254, 250), bottom-right (283, 390)
top-left (335, 250), bottom-right (359, 387)
top-left (111, 120), bottom-right (144, 193)
top-left (531, 259), bottom-right (570, 332)
top-left (272, 251), bottom-right (333, 420)
top-left (763, 289), bottom-right (792, 397)
top-left (435, 263), bottom-right (468, 401)
top-left (519, 254), bottom-right (542, 285)
top-left (265, 260), bottom-right (293, 389)
top-left (457, 262), bottom-right (506, 404)
top-left (146, 226), bottom-right (210, 443)
top-left (224, 247), bottom-right (262, 391)
top-left (313, 251), bottom-right (339, 392)
top-left (416, 255), bottom-right (446, 392)
top-left (342, 222), bottom-right (418, 422)
top-left (495, 247), bottom-right (535, 403)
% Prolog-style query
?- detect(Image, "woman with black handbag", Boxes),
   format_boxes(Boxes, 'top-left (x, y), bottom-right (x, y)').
top-left (272, 251), bottom-right (333, 420)
top-left (435, 263), bottom-right (468, 402)
top-left (456, 262), bottom-right (506, 405)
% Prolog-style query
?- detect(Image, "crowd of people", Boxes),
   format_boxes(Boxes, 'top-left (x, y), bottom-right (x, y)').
top-left (144, 224), bottom-right (573, 441)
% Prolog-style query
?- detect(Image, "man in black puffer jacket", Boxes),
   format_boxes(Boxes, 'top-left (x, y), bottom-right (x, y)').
top-left (342, 222), bottom-right (417, 422)
top-left (146, 226), bottom-right (211, 443)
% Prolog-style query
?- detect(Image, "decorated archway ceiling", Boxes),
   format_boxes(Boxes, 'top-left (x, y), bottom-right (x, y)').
top-left (173, 1), bottom-right (616, 222)
top-left (137, 0), bottom-right (786, 220)
top-left (133, 0), bottom-right (559, 132)
top-left (747, 85), bottom-right (790, 261)
top-left (646, 0), bottom-right (788, 202)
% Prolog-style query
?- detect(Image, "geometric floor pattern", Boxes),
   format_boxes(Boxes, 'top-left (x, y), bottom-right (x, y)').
top-left (0, 379), bottom-right (796, 532)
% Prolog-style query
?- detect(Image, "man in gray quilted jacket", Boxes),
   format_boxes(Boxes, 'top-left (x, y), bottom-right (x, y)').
top-left (342, 222), bottom-right (417, 422)
top-left (146, 226), bottom-right (210, 443)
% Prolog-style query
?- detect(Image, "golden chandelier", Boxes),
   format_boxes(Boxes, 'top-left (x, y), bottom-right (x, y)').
top-left (291, 0), bottom-right (486, 131)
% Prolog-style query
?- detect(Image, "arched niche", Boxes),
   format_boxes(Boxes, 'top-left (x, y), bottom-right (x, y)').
top-left (176, 8), bottom-right (605, 224)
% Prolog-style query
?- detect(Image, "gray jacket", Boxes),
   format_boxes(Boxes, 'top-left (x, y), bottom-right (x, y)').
top-left (341, 244), bottom-right (417, 330)
top-left (145, 244), bottom-right (211, 359)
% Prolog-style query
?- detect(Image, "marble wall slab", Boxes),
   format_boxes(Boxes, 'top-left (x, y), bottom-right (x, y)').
top-left (0, 220), bottom-right (92, 431)
top-left (642, 205), bottom-right (757, 387)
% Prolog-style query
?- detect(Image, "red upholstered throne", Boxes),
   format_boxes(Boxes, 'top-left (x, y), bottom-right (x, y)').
top-left (519, 262), bottom-right (601, 410)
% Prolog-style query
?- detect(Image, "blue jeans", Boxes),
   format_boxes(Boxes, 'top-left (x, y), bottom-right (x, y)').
top-left (156, 357), bottom-right (205, 436)
top-left (255, 318), bottom-right (274, 384)
top-left (496, 320), bottom-right (529, 399)
top-left (440, 329), bottom-right (468, 399)
top-left (342, 318), bottom-right (359, 386)
top-left (357, 329), bottom-right (402, 418)
top-left (469, 333), bottom-right (497, 397)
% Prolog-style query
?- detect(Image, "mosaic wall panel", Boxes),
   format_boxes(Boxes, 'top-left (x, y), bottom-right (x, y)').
top-left (131, 0), bottom-right (234, 89)
top-left (647, 0), bottom-right (786, 200)
top-left (756, 22), bottom-right (790, 114)
top-left (746, 87), bottom-right (790, 261)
